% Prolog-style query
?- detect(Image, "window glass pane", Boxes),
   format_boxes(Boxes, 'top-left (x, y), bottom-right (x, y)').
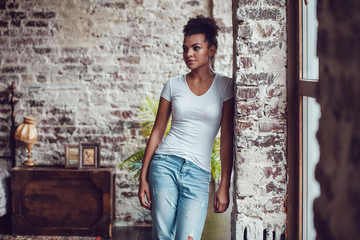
top-left (302, 96), bottom-right (321, 240)
top-left (302, 0), bottom-right (319, 80)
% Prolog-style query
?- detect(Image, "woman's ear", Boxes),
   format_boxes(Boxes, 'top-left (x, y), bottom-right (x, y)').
top-left (209, 45), bottom-right (217, 57)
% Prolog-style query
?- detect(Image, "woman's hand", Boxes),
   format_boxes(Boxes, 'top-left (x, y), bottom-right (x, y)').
top-left (138, 179), bottom-right (152, 210)
top-left (213, 184), bottom-right (230, 213)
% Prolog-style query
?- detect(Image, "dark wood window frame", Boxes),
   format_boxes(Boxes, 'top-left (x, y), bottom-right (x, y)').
top-left (287, 0), bottom-right (319, 239)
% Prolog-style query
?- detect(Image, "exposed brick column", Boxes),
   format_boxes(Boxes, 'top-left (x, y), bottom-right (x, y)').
top-left (232, 0), bottom-right (287, 238)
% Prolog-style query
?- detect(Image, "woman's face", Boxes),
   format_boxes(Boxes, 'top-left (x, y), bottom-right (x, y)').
top-left (183, 33), bottom-right (216, 71)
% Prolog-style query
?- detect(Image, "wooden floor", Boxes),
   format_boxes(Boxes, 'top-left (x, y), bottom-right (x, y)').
top-left (0, 226), bottom-right (152, 240)
top-left (110, 226), bottom-right (152, 240)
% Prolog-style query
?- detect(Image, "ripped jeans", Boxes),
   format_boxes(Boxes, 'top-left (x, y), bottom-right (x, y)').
top-left (148, 154), bottom-right (210, 240)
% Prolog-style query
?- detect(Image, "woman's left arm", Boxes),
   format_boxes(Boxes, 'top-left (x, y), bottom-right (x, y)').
top-left (213, 97), bottom-right (234, 213)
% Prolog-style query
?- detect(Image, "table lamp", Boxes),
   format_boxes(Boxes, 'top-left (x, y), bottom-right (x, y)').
top-left (14, 116), bottom-right (38, 166)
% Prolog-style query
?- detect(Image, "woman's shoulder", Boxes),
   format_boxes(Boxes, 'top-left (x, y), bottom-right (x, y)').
top-left (168, 74), bottom-right (185, 82)
top-left (215, 72), bottom-right (233, 85)
top-left (165, 74), bottom-right (186, 87)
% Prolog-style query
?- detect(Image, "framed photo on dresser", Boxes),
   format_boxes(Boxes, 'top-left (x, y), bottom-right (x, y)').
top-left (79, 143), bottom-right (100, 168)
top-left (64, 143), bottom-right (80, 169)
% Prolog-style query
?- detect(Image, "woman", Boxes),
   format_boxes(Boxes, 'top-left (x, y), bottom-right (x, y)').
top-left (138, 15), bottom-right (234, 240)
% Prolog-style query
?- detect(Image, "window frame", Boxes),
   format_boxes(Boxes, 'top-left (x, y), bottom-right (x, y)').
top-left (287, 1), bottom-right (319, 239)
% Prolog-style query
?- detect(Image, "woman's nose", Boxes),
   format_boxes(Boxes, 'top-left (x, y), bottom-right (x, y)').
top-left (186, 49), bottom-right (193, 57)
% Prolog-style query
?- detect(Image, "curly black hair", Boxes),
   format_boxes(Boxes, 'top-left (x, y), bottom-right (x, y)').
top-left (183, 15), bottom-right (220, 49)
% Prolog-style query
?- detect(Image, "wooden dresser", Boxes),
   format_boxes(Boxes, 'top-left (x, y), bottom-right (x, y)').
top-left (11, 166), bottom-right (115, 237)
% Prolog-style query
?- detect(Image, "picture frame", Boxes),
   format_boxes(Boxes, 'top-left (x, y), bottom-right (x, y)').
top-left (64, 143), bottom-right (80, 168)
top-left (79, 143), bottom-right (100, 168)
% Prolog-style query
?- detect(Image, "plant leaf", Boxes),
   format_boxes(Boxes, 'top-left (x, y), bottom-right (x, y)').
top-left (120, 147), bottom-right (145, 178)
top-left (211, 136), bottom-right (221, 182)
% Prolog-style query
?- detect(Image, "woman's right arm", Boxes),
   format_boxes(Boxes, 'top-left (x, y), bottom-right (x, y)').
top-left (138, 97), bottom-right (172, 210)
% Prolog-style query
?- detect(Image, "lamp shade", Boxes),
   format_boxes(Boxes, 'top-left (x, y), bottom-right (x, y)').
top-left (14, 116), bottom-right (37, 144)
top-left (14, 116), bottom-right (37, 166)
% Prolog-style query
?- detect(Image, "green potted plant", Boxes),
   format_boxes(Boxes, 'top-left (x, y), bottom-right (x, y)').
top-left (120, 97), bottom-right (221, 182)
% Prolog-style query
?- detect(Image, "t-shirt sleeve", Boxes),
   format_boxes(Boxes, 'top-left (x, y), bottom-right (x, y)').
top-left (223, 78), bottom-right (234, 102)
top-left (160, 79), bottom-right (171, 102)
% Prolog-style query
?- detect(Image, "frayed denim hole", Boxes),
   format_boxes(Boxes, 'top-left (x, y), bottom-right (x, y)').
top-left (152, 187), bottom-right (157, 197)
top-left (165, 195), bottom-right (176, 209)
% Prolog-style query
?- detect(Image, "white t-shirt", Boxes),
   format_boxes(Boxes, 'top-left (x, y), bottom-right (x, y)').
top-left (155, 73), bottom-right (233, 172)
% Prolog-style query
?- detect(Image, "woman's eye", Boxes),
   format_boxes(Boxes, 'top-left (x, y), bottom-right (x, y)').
top-left (194, 46), bottom-right (200, 51)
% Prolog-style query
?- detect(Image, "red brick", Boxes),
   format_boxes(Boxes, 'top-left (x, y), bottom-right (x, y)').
top-left (240, 57), bottom-right (254, 69)
top-left (238, 0), bottom-right (258, 6)
top-left (130, 129), bottom-right (137, 137)
top-left (1, 66), bottom-right (26, 73)
top-left (0, 21), bottom-right (8, 27)
top-left (264, 166), bottom-right (283, 179)
top-left (266, 149), bottom-right (284, 164)
top-left (121, 191), bottom-right (137, 197)
top-left (0, 38), bottom-right (7, 45)
top-left (12, 37), bottom-right (45, 46)
top-left (237, 87), bottom-right (259, 100)
top-left (238, 25), bottom-right (252, 40)
top-left (263, 196), bottom-right (284, 213)
top-left (3, 29), bottom-right (51, 37)
top-left (111, 110), bottom-right (121, 117)
top-left (117, 56), bottom-right (141, 64)
top-left (240, 41), bottom-right (277, 55)
top-left (267, 86), bottom-right (283, 98)
top-left (11, 20), bottom-right (21, 27)
top-left (102, 2), bottom-right (125, 9)
top-left (235, 121), bottom-right (254, 133)
top-left (7, 2), bottom-right (19, 9)
top-left (103, 136), bottom-right (127, 144)
top-left (48, 107), bottom-right (73, 115)
top-left (53, 127), bottom-right (76, 134)
top-left (265, 0), bottom-right (285, 7)
top-left (243, 8), bottom-right (282, 21)
top-left (236, 101), bottom-right (260, 117)
top-left (241, 73), bottom-right (275, 86)
top-left (8, 11), bottom-right (26, 19)
top-left (27, 100), bottom-right (45, 107)
top-left (110, 110), bottom-right (134, 119)
top-left (122, 111), bottom-right (133, 119)
top-left (187, 1), bottom-right (200, 6)
top-left (266, 182), bottom-right (285, 194)
top-left (80, 57), bottom-right (93, 65)
top-left (33, 11), bottom-right (56, 19)
top-left (62, 65), bottom-right (87, 73)
top-left (259, 122), bottom-right (286, 133)
top-left (25, 20), bottom-right (48, 27)
top-left (252, 135), bottom-right (284, 148)
top-left (33, 47), bottom-right (52, 54)
top-left (265, 104), bottom-right (286, 119)
top-left (59, 57), bottom-right (78, 63)
top-left (263, 25), bottom-right (276, 37)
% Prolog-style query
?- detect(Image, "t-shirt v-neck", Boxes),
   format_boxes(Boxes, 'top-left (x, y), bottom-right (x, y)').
top-left (184, 74), bottom-right (217, 97)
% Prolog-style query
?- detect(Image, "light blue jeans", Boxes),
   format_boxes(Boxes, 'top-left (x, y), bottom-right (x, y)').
top-left (148, 154), bottom-right (211, 240)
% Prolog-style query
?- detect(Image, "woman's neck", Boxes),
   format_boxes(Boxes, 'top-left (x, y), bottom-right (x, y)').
top-left (188, 68), bottom-right (215, 82)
